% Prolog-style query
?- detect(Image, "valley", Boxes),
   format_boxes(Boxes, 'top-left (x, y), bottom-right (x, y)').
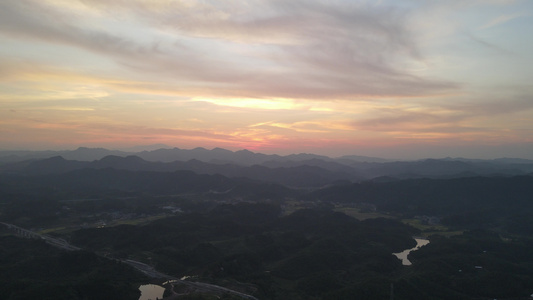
top-left (1, 147), bottom-right (533, 299)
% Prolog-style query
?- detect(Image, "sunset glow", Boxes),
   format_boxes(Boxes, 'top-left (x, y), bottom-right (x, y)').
top-left (1, 0), bottom-right (533, 159)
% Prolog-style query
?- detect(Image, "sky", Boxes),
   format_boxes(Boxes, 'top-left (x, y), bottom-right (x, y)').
top-left (1, 0), bottom-right (533, 159)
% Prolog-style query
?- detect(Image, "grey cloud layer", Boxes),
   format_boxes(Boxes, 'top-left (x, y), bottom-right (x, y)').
top-left (0, 0), bottom-right (459, 99)
top-left (351, 94), bottom-right (533, 134)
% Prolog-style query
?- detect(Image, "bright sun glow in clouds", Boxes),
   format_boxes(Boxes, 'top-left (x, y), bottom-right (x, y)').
top-left (1, 0), bottom-right (533, 159)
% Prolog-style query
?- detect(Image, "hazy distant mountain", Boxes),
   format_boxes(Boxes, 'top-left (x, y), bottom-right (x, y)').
top-left (350, 159), bottom-right (533, 179)
top-left (261, 158), bottom-right (356, 173)
top-left (0, 167), bottom-right (296, 201)
top-left (337, 155), bottom-right (391, 163)
top-left (0, 150), bottom-right (68, 164)
top-left (137, 147), bottom-right (229, 163)
top-left (2, 147), bottom-right (533, 185)
top-left (0, 147), bottom-right (131, 164)
top-left (0, 155), bottom-right (359, 187)
top-left (23, 156), bottom-right (87, 174)
top-left (135, 148), bottom-right (334, 165)
top-left (117, 143), bottom-right (172, 152)
top-left (492, 157), bottom-right (533, 164)
top-left (0, 146), bottom-right (379, 166)
top-left (61, 147), bottom-right (131, 161)
top-left (2, 146), bottom-right (531, 165)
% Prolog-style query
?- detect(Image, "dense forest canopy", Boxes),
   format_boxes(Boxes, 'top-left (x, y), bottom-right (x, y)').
top-left (1, 151), bottom-right (533, 299)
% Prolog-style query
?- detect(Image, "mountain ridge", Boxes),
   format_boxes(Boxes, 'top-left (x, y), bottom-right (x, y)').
top-left (2, 146), bottom-right (532, 165)
top-left (2, 152), bottom-right (533, 187)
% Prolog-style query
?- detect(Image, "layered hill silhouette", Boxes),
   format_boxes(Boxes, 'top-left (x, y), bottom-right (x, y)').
top-left (2, 147), bottom-right (533, 300)
top-left (1, 146), bottom-right (532, 187)
top-left (0, 155), bottom-right (358, 187)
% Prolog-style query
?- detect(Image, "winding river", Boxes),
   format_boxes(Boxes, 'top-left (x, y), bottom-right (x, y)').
top-left (393, 238), bottom-right (429, 265)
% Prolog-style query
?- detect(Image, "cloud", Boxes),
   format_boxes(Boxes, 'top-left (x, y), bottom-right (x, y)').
top-left (454, 95), bottom-right (532, 117)
top-left (352, 108), bottom-right (466, 131)
top-left (0, 0), bottom-right (459, 100)
top-left (349, 92), bottom-right (533, 140)
top-left (464, 32), bottom-right (513, 54)
top-left (480, 12), bottom-right (529, 29)
top-left (0, 1), bottom-right (137, 56)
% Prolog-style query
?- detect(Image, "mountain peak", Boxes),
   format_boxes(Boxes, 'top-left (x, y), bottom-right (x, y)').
top-left (236, 149), bottom-right (254, 154)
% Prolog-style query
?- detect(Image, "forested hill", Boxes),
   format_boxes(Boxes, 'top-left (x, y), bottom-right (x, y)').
top-left (2, 153), bottom-right (533, 188)
top-left (312, 175), bottom-right (533, 233)
top-left (2, 163), bottom-right (533, 234)
top-left (0, 155), bottom-right (360, 188)
top-left (1, 164), bottom-right (533, 298)
top-left (0, 168), bottom-right (296, 203)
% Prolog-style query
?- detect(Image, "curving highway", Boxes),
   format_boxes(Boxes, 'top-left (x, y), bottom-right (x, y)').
top-left (1, 222), bottom-right (259, 300)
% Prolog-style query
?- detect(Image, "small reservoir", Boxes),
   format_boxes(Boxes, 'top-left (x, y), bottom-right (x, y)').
top-left (393, 238), bottom-right (429, 265)
top-left (138, 284), bottom-right (165, 300)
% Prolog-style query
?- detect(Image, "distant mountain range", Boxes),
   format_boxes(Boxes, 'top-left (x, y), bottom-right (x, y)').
top-left (0, 146), bottom-right (391, 165)
top-left (1, 147), bottom-right (532, 187)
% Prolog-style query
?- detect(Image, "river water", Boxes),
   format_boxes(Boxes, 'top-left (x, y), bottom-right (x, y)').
top-left (136, 239), bottom-right (428, 299)
top-left (138, 284), bottom-right (165, 300)
top-left (393, 238), bottom-right (429, 265)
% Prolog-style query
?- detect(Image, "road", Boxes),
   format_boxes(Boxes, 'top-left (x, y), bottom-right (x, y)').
top-left (0, 222), bottom-right (80, 251)
top-left (121, 260), bottom-right (259, 300)
top-left (1, 222), bottom-right (259, 300)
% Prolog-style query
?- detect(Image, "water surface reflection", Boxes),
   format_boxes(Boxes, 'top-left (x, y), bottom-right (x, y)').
top-left (138, 284), bottom-right (165, 300)
top-left (393, 238), bottom-right (429, 265)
